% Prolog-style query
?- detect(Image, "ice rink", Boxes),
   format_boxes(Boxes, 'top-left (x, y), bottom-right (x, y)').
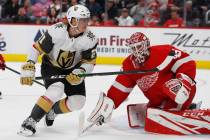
top-left (0, 62), bottom-right (209, 140)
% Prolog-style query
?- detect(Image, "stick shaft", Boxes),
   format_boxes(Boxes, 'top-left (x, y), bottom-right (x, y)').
top-left (35, 68), bottom-right (158, 80)
top-left (80, 68), bottom-right (158, 77)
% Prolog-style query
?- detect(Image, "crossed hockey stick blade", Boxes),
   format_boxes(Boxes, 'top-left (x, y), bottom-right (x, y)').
top-left (78, 112), bottom-right (104, 136)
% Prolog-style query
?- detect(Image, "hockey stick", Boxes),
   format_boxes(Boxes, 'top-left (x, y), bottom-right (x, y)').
top-left (35, 68), bottom-right (158, 80)
top-left (5, 66), bottom-right (45, 87)
top-left (78, 111), bottom-right (104, 136)
top-left (35, 50), bottom-right (175, 80)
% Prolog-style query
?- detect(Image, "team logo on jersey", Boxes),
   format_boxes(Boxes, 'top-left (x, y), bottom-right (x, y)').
top-left (136, 72), bottom-right (159, 92)
top-left (87, 31), bottom-right (96, 41)
top-left (57, 50), bottom-right (75, 68)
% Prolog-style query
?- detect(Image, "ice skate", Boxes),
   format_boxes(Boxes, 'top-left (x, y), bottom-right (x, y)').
top-left (17, 117), bottom-right (37, 136)
top-left (189, 101), bottom-right (202, 110)
top-left (44, 109), bottom-right (57, 127)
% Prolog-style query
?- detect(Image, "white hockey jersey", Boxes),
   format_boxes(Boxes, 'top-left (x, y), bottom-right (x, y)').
top-left (34, 22), bottom-right (98, 69)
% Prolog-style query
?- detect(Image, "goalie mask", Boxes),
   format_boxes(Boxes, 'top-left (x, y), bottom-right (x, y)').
top-left (66, 4), bottom-right (90, 28)
top-left (127, 32), bottom-right (150, 64)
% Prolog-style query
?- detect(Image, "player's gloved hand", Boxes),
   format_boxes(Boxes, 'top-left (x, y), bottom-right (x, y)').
top-left (0, 55), bottom-right (6, 70)
top-left (87, 92), bottom-right (115, 126)
top-left (162, 73), bottom-right (195, 104)
top-left (20, 61), bottom-right (35, 86)
top-left (66, 68), bottom-right (85, 85)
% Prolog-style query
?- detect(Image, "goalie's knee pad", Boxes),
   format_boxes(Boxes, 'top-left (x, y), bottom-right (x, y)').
top-left (127, 103), bottom-right (147, 128)
top-left (66, 95), bottom-right (86, 111)
top-left (44, 82), bottom-right (64, 103)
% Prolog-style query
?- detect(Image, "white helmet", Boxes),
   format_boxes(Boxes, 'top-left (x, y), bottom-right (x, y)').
top-left (66, 4), bottom-right (90, 27)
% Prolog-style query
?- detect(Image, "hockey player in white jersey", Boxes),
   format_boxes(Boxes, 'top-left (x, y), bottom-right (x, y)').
top-left (18, 4), bottom-right (98, 136)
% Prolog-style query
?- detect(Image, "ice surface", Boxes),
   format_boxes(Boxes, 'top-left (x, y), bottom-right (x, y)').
top-left (0, 62), bottom-right (209, 140)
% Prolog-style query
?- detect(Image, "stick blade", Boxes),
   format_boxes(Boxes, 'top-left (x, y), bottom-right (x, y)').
top-left (78, 111), bottom-right (85, 136)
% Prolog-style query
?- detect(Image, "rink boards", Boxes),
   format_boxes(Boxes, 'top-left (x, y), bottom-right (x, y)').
top-left (0, 25), bottom-right (210, 69)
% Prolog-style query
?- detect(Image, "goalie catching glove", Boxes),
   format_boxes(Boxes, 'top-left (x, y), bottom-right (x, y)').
top-left (87, 92), bottom-right (115, 125)
top-left (162, 73), bottom-right (195, 104)
top-left (66, 68), bottom-right (85, 85)
top-left (20, 60), bottom-right (35, 86)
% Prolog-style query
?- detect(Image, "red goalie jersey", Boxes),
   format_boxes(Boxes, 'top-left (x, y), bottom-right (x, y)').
top-left (87, 32), bottom-right (209, 135)
top-left (107, 44), bottom-right (196, 110)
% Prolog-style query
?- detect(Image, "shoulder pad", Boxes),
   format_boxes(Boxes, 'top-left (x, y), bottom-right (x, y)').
top-left (82, 28), bottom-right (98, 49)
top-left (47, 22), bottom-right (67, 41)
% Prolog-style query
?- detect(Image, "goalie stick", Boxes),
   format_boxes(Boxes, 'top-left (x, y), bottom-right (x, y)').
top-left (78, 112), bottom-right (104, 136)
top-left (35, 50), bottom-right (175, 80)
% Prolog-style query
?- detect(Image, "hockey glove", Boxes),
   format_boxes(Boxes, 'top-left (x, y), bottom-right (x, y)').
top-left (66, 68), bottom-right (85, 85)
top-left (87, 92), bottom-right (115, 125)
top-left (162, 73), bottom-right (195, 104)
top-left (20, 61), bottom-right (35, 85)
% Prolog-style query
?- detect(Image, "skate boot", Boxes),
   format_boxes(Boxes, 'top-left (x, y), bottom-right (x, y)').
top-left (18, 117), bottom-right (37, 136)
top-left (189, 101), bottom-right (202, 110)
top-left (45, 109), bottom-right (57, 127)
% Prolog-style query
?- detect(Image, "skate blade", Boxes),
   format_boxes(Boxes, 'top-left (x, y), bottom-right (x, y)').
top-left (78, 111), bottom-right (85, 136)
top-left (17, 127), bottom-right (34, 137)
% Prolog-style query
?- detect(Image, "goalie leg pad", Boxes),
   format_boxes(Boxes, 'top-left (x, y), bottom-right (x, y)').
top-left (87, 92), bottom-right (114, 124)
top-left (144, 108), bottom-right (210, 135)
top-left (127, 103), bottom-right (147, 128)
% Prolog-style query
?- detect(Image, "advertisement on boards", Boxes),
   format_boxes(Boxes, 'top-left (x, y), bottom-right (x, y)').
top-left (0, 25), bottom-right (210, 62)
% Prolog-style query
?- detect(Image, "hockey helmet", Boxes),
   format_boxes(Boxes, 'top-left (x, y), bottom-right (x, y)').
top-left (127, 32), bottom-right (150, 64)
top-left (66, 4), bottom-right (90, 27)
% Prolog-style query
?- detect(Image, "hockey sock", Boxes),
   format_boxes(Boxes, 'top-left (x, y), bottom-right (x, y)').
top-left (52, 97), bottom-right (71, 114)
top-left (30, 96), bottom-right (53, 122)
